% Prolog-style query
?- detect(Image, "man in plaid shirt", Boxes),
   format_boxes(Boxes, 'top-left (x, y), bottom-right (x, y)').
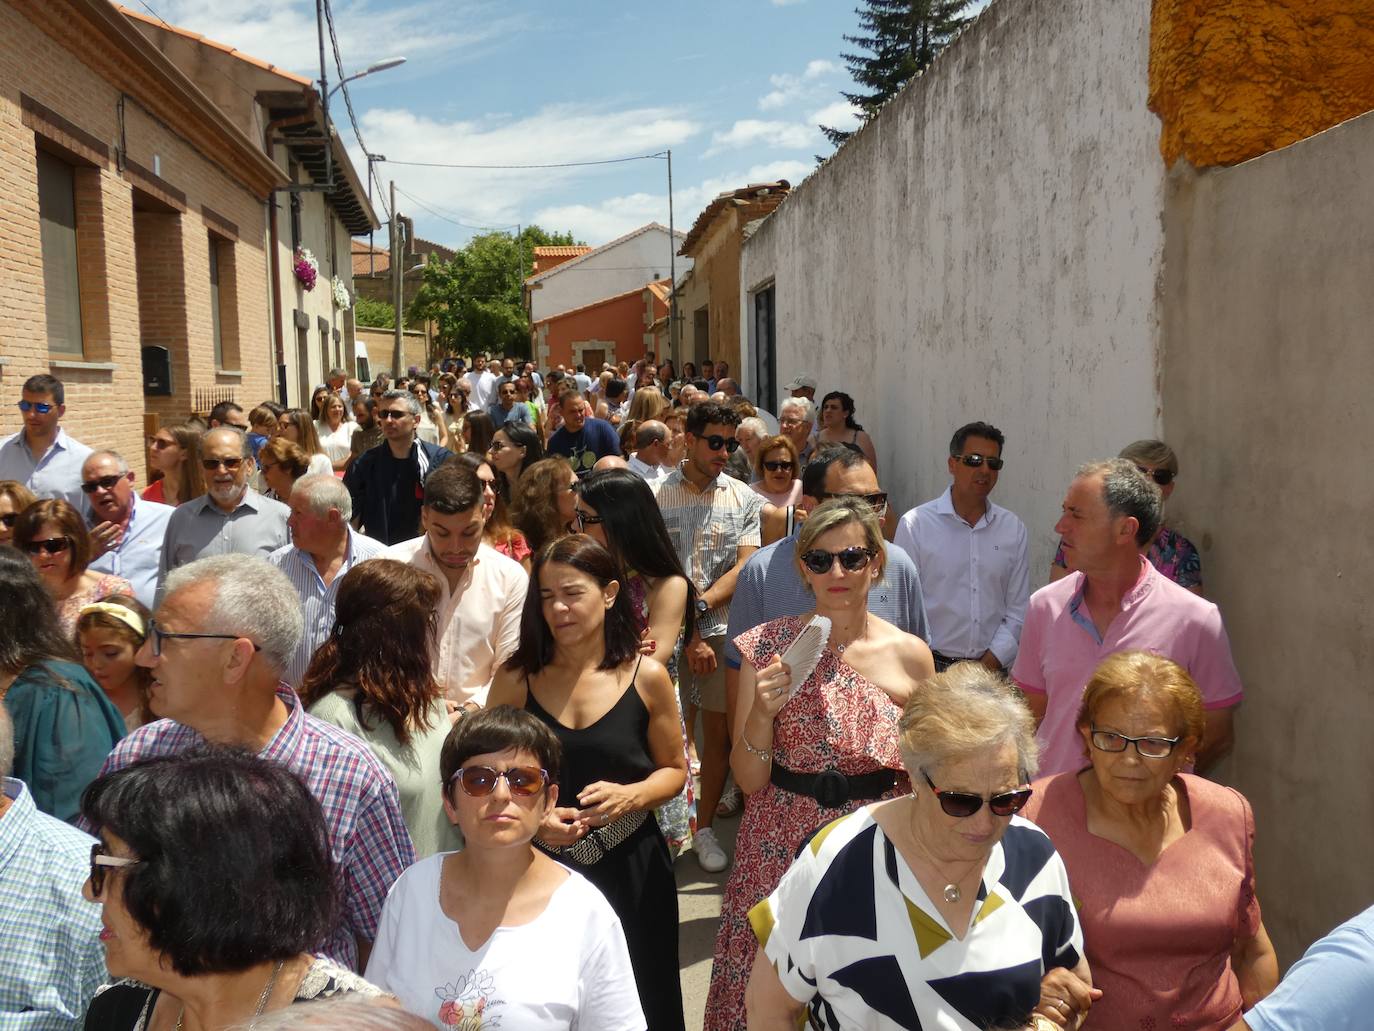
top-left (86, 554), bottom-right (415, 971)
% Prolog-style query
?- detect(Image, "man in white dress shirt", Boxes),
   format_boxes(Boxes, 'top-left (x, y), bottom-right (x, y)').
top-left (893, 421), bottom-right (1029, 672)
top-left (83, 451), bottom-right (172, 609)
top-left (0, 374), bottom-right (92, 512)
top-left (627, 420), bottom-right (672, 485)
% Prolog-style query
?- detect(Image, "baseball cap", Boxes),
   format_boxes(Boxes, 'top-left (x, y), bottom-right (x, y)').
top-left (783, 373), bottom-right (817, 391)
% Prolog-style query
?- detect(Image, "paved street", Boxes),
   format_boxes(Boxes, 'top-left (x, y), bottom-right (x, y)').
top-left (677, 809), bottom-right (739, 1030)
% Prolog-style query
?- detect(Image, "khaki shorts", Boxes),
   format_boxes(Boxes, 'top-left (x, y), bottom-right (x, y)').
top-left (680, 634), bottom-right (727, 713)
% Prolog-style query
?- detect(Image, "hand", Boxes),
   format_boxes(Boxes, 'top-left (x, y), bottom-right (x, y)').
top-left (686, 637), bottom-right (717, 675)
top-left (538, 806), bottom-right (588, 846)
top-left (752, 654), bottom-right (792, 718)
top-left (576, 780), bottom-right (641, 826)
top-left (89, 521), bottom-right (123, 558)
top-left (979, 651), bottom-right (1003, 672)
top-left (637, 626), bottom-right (658, 657)
top-left (1035, 968), bottom-right (1101, 1027)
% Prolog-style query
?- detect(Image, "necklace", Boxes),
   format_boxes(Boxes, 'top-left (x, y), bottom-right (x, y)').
top-left (174, 958), bottom-right (285, 1031)
top-left (833, 614), bottom-right (868, 655)
top-left (907, 799), bottom-right (978, 906)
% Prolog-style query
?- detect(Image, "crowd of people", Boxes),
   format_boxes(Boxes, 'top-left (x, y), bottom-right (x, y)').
top-left (0, 361), bottom-right (1365, 1031)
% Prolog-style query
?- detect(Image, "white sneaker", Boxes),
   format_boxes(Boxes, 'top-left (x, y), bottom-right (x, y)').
top-left (694, 826), bottom-right (730, 873)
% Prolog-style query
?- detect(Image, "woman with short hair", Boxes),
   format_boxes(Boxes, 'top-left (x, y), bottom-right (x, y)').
top-left (511, 457), bottom-right (577, 553)
top-left (314, 393), bottom-right (359, 471)
top-left (752, 435), bottom-right (804, 546)
top-left (746, 663), bottom-right (1094, 1030)
top-left (365, 706), bottom-right (646, 1030)
top-left (705, 498), bottom-right (934, 1030)
top-left (142, 424), bottom-right (205, 506)
top-left (258, 437), bottom-right (312, 502)
top-left (1022, 651), bottom-right (1276, 1029)
top-left (275, 409), bottom-right (333, 477)
top-left (81, 748), bottom-right (383, 1030)
top-left (0, 479), bottom-right (37, 546)
top-left (15, 498), bottom-right (133, 633)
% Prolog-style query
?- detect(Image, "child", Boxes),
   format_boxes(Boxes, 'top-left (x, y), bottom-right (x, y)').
top-left (76, 595), bottom-right (155, 732)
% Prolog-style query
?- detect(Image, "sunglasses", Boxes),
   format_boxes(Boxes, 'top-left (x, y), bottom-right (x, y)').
top-left (0, 513), bottom-right (18, 529)
top-left (1090, 728), bottom-right (1181, 759)
top-left (701, 434), bottom-right (741, 453)
top-left (147, 437), bottom-right (176, 450)
top-left (17, 400), bottom-right (55, 414)
top-left (1135, 466), bottom-right (1175, 487)
top-left (377, 409), bottom-right (411, 420)
top-left (146, 619), bottom-right (262, 658)
top-left (89, 842), bottom-right (141, 896)
top-left (450, 765), bottom-right (549, 798)
top-left (762, 460), bottom-right (793, 473)
top-left (201, 457), bottom-right (244, 471)
top-left (25, 537), bottom-right (71, 556)
top-left (816, 491), bottom-right (889, 518)
top-left (81, 474), bottom-right (126, 494)
top-left (921, 769), bottom-right (1032, 818)
top-left (954, 454), bottom-right (1005, 471)
top-left (488, 442), bottom-right (509, 453)
top-left (574, 509), bottom-right (605, 530)
top-left (800, 546), bottom-right (876, 575)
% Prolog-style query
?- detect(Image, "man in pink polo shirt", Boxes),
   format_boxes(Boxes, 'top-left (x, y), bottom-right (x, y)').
top-left (1012, 458), bottom-right (1242, 776)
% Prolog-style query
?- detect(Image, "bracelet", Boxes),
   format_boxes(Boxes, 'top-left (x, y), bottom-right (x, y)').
top-left (740, 734), bottom-right (773, 763)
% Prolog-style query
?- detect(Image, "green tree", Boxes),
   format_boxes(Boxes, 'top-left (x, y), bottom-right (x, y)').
top-left (820, 0), bottom-right (974, 150)
top-left (407, 225), bottom-right (578, 357)
top-left (352, 296), bottom-right (395, 329)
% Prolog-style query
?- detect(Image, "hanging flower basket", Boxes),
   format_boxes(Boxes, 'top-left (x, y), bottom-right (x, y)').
top-left (293, 247), bottom-right (319, 291)
top-left (331, 275), bottom-right (351, 311)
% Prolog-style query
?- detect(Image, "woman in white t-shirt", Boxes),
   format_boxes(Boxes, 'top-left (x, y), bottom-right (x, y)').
top-left (365, 706), bottom-right (646, 1031)
top-left (314, 393), bottom-right (359, 471)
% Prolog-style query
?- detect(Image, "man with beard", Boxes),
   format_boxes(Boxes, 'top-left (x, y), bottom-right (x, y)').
top-left (344, 391), bottom-right (453, 545)
top-left (348, 396), bottom-right (383, 464)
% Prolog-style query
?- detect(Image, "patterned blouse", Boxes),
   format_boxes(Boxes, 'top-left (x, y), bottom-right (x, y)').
top-left (1053, 525), bottom-right (1202, 589)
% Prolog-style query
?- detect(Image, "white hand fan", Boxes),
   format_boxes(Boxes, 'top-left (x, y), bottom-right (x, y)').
top-left (778, 615), bottom-right (831, 699)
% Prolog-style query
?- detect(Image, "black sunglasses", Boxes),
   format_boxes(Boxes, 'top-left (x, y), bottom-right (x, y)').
top-left (89, 842), bottom-right (141, 896)
top-left (762, 460), bottom-right (793, 473)
top-left (800, 546), bottom-right (876, 575)
top-left (377, 410), bottom-right (411, 420)
top-left (1135, 466), bottom-right (1175, 486)
top-left (201, 457), bottom-right (244, 471)
top-left (80, 474), bottom-right (126, 494)
top-left (700, 434), bottom-right (740, 453)
top-left (816, 491), bottom-right (889, 517)
top-left (0, 513), bottom-right (17, 529)
top-left (25, 537), bottom-right (71, 556)
top-left (921, 769), bottom-right (1031, 818)
top-left (954, 453), bottom-right (1005, 471)
top-left (574, 509), bottom-right (605, 530)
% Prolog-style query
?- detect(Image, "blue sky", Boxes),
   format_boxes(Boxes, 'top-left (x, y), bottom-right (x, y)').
top-left (143, 0), bottom-right (990, 247)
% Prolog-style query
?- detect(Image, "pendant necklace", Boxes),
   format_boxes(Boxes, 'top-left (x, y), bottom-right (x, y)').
top-left (175, 958), bottom-right (285, 1030)
top-left (909, 800), bottom-right (975, 905)
top-left (834, 614), bottom-right (868, 655)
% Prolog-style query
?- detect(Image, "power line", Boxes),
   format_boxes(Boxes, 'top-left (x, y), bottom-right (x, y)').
top-left (381, 152), bottom-right (669, 170)
top-left (394, 186), bottom-right (519, 232)
top-left (321, 0), bottom-right (390, 220)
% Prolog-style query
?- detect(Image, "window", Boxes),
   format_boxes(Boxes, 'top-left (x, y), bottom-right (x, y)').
top-left (36, 148), bottom-right (84, 354)
top-left (752, 284), bottom-right (776, 413)
top-left (207, 234), bottom-right (239, 371)
top-left (208, 237), bottom-right (223, 369)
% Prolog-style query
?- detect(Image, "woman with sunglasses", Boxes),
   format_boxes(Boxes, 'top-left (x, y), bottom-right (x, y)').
top-left (142, 424), bottom-right (204, 507)
top-left (815, 391), bottom-right (878, 470)
top-left (14, 498), bottom-right (132, 634)
top-left (1049, 440), bottom-right (1203, 594)
top-left (365, 706), bottom-right (645, 1030)
top-left (1022, 651), bottom-right (1276, 1030)
top-left (0, 480), bottom-right (37, 547)
top-left (751, 434), bottom-right (804, 546)
top-left (0, 548), bottom-right (123, 822)
top-left (409, 381), bottom-right (451, 450)
top-left (487, 535), bottom-right (688, 1031)
top-left (705, 497), bottom-right (934, 1030)
top-left (256, 437), bottom-right (312, 503)
top-left (274, 409), bottom-right (333, 477)
top-left (81, 748), bottom-right (384, 1030)
top-left (487, 423), bottom-right (545, 500)
top-left (746, 663), bottom-right (1094, 1030)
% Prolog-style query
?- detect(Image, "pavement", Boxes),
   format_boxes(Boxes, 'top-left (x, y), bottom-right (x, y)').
top-left (676, 804), bottom-right (740, 1031)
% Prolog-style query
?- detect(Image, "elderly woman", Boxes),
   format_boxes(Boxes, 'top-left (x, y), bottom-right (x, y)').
top-left (777, 397), bottom-right (815, 465)
top-left (15, 498), bottom-right (132, 633)
top-left (1049, 439), bottom-right (1202, 593)
top-left (1022, 651), bottom-right (1276, 1029)
top-left (0, 479), bottom-right (37, 546)
top-left (142, 424), bottom-right (204, 506)
top-left (746, 664), bottom-right (1093, 1031)
top-left (257, 437), bottom-right (313, 502)
top-left (81, 749), bottom-right (383, 1029)
top-left (705, 498), bottom-right (935, 1030)
top-left (365, 706), bottom-right (645, 1029)
top-left (724, 415), bottom-right (764, 483)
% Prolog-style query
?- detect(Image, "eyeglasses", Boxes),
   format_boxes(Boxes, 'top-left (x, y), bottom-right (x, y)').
top-left (574, 509), bottom-right (605, 530)
top-left (487, 442), bottom-right (508, 453)
top-left (17, 400), bottom-right (55, 414)
top-left (954, 454), bottom-right (1005, 471)
top-left (89, 842), bottom-right (141, 896)
top-left (146, 619), bottom-right (262, 658)
top-left (377, 409), bottom-right (411, 421)
top-left (779, 417), bottom-right (807, 429)
top-left (201, 457), bottom-right (244, 471)
top-left (762, 460), bottom-right (793, 473)
top-left (0, 514), bottom-right (16, 529)
top-left (921, 769), bottom-right (1032, 818)
top-left (81, 474), bottom-right (126, 494)
top-left (816, 491), bottom-right (889, 519)
top-left (147, 437), bottom-right (176, 450)
top-left (25, 537), bottom-right (71, 556)
top-left (701, 434), bottom-right (741, 453)
top-left (800, 546), bottom-right (876, 575)
top-left (1135, 466), bottom-right (1175, 487)
top-left (258, 461), bottom-right (277, 474)
top-left (1089, 728), bottom-right (1181, 759)
top-left (450, 765), bottom-right (549, 798)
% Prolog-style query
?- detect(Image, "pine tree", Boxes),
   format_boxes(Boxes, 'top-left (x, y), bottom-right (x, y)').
top-left (820, 0), bottom-right (974, 150)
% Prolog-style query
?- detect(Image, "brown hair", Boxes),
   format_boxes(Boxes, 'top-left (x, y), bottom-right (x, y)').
top-left (14, 498), bottom-right (92, 575)
top-left (153, 424), bottom-right (206, 501)
top-left (75, 593), bottom-right (154, 726)
top-left (511, 456), bottom-right (575, 553)
top-left (755, 434), bottom-right (800, 479)
top-left (0, 480), bottom-right (37, 516)
top-left (626, 386), bottom-right (668, 424)
top-left (298, 560), bottom-right (442, 745)
top-left (1076, 650), bottom-right (1206, 751)
top-left (259, 436), bottom-right (311, 478)
top-left (279, 409), bottom-right (324, 457)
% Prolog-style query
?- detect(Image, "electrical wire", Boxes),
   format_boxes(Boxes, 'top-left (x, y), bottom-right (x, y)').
top-left (393, 187), bottom-right (519, 232)
top-left (381, 152), bottom-right (669, 170)
top-left (321, 0), bottom-right (389, 219)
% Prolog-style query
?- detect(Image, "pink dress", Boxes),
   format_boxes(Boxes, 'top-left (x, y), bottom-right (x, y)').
top-left (1023, 771), bottom-right (1261, 1030)
top-left (703, 615), bottom-right (909, 1031)
top-left (57, 573), bottom-right (134, 635)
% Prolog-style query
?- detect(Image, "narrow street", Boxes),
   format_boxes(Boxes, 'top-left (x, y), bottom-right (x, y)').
top-left (677, 814), bottom-right (737, 1030)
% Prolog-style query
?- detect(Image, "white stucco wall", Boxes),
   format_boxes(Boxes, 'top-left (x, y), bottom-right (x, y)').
top-left (740, 0), bottom-right (1166, 573)
top-left (529, 226), bottom-right (690, 326)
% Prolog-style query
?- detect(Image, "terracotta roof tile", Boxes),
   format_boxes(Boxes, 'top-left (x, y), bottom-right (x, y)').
top-left (116, 4), bottom-right (313, 86)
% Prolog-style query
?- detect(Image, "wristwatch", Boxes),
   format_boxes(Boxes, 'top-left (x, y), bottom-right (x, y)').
top-left (696, 598), bottom-right (709, 615)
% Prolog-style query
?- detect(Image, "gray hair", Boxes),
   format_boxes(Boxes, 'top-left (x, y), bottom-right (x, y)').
top-left (291, 474), bottom-right (353, 521)
top-left (737, 416), bottom-right (767, 440)
top-left (204, 425), bottom-right (253, 460)
top-left (779, 396), bottom-right (815, 425)
top-left (164, 555), bottom-right (303, 674)
top-left (1077, 457), bottom-right (1162, 546)
top-left (0, 701), bottom-right (13, 779)
top-left (232, 997), bottom-right (430, 1030)
top-left (84, 450), bottom-right (130, 474)
top-left (898, 663), bottom-right (1039, 780)
top-left (327, 368), bottom-right (348, 381)
top-left (380, 389), bottom-right (422, 418)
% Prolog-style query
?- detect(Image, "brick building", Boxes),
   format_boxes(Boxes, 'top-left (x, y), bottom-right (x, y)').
top-left (0, 0), bottom-right (286, 481)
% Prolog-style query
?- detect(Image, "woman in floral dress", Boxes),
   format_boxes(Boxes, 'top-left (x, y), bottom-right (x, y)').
top-left (704, 498), bottom-right (935, 1030)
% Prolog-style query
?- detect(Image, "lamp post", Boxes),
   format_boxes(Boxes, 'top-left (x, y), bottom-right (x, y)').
top-left (328, 57), bottom-right (407, 99)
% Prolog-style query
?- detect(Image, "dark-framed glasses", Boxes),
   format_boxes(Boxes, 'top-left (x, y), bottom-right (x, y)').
top-left (89, 842), bottom-right (141, 896)
top-left (147, 619), bottom-right (262, 658)
top-left (574, 509), bottom-right (605, 530)
top-left (0, 513), bottom-right (16, 529)
top-left (954, 453), bottom-right (1005, 471)
top-left (762, 460), bottom-right (793, 473)
top-left (921, 769), bottom-right (1031, 818)
top-left (201, 457), bottom-right (244, 471)
top-left (816, 490), bottom-right (889, 518)
top-left (487, 441), bottom-right (509, 453)
top-left (25, 537), bottom-right (71, 556)
top-left (800, 546), bottom-right (876, 575)
top-left (1135, 466), bottom-right (1175, 487)
top-left (81, 474), bottom-right (126, 494)
top-left (17, 400), bottom-right (55, 414)
top-left (1090, 728), bottom-right (1181, 759)
top-left (702, 434), bottom-right (741, 453)
top-left (450, 765), bottom-right (549, 798)
top-left (376, 409), bottom-right (411, 421)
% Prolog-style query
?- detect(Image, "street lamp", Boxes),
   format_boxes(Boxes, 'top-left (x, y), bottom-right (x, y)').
top-left (328, 57), bottom-right (406, 98)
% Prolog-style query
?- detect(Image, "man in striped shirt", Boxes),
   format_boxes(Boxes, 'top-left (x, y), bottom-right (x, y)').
top-left (269, 475), bottom-right (386, 687)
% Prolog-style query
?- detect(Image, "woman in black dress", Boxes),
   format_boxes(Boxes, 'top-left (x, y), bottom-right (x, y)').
top-left (488, 534), bottom-right (688, 1031)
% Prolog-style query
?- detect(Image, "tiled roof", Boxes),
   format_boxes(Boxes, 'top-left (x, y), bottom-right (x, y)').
top-left (532, 246), bottom-right (592, 258)
top-left (679, 181), bottom-right (790, 257)
top-left (524, 223), bottom-right (684, 285)
top-left (116, 5), bottom-right (312, 86)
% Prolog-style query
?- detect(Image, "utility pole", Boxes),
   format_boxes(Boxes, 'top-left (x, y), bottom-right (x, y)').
top-left (390, 179), bottom-right (402, 378)
top-left (667, 148), bottom-right (677, 372)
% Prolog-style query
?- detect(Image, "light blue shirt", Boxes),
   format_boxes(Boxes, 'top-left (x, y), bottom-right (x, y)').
top-left (88, 495), bottom-right (173, 608)
top-left (0, 778), bottom-right (105, 1030)
top-left (157, 489), bottom-right (291, 598)
top-left (268, 528), bottom-right (388, 687)
top-left (0, 427), bottom-right (92, 512)
top-left (1244, 905), bottom-right (1374, 1031)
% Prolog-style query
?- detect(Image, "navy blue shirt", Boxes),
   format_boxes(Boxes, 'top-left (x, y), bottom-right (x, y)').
top-left (344, 439), bottom-right (453, 545)
top-left (547, 418), bottom-right (621, 478)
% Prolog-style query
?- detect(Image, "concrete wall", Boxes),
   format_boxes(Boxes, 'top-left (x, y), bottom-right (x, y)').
top-left (740, 0), bottom-right (1167, 573)
top-left (528, 226), bottom-right (688, 324)
top-left (1161, 110), bottom-right (1374, 963)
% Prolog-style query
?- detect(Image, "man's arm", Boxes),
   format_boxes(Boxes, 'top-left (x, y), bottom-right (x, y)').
top-left (1196, 705), bottom-right (1236, 773)
top-left (700, 544), bottom-right (759, 611)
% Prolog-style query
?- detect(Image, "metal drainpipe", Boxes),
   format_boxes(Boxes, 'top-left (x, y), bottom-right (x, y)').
top-left (264, 108), bottom-right (318, 405)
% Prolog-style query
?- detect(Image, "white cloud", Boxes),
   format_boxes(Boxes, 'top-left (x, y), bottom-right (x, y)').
top-left (706, 119), bottom-right (817, 156)
top-left (771, 0), bottom-right (806, 6)
top-left (809, 101), bottom-right (863, 131)
top-left (758, 58), bottom-right (840, 111)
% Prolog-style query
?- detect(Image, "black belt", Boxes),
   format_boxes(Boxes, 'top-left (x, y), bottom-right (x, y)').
top-left (770, 764), bottom-right (897, 809)
top-left (933, 650), bottom-right (977, 672)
